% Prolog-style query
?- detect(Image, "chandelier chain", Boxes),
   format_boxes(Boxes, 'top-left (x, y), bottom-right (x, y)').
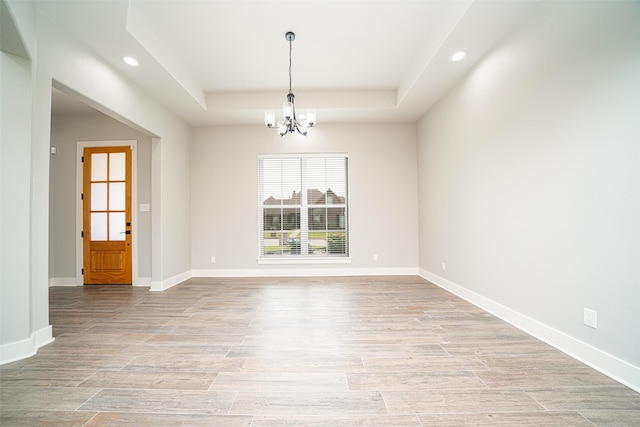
top-left (288, 39), bottom-right (293, 94)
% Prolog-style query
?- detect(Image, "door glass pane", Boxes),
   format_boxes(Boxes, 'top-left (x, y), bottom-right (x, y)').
top-left (109, 152), bottom-right (126, 180)
top-left (91, 212), bottom-right (107, 241)
top-left (91, 153), bottom-right (107, 181)
top-left (90, 183), bottom-right (107, 210)
top-left (109, 212), bottom-right (126, 241)
top-left (109, 182), bottom-right (125, 211)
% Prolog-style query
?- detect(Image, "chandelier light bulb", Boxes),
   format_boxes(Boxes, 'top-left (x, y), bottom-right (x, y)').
top-left (265, 110), bottom-right (275, 128)
top-left (306, 109), bottom-right (316, 126)
top-left (283, 101), bottom-right (293, 120)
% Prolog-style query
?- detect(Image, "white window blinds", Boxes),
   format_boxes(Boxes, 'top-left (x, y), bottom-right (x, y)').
top-left (258, 154), bottom-right (349, 258)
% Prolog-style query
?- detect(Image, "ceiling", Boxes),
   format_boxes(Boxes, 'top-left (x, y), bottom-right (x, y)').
top-left (42, 0), bottom-right (538, 126)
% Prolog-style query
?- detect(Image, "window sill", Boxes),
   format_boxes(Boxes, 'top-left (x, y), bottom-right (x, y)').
top-left (257, 257), bottom-right (352, 265)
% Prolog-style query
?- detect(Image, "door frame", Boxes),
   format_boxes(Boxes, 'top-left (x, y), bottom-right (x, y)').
top-left (76, 140), bottom-right (140, 286)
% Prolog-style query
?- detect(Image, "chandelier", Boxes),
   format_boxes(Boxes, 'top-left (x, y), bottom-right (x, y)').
top-left (265, 32), bottom-right (316, 136)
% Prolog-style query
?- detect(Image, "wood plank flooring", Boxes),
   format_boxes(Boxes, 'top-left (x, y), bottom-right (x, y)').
top-left (1, 276), bottom-right (639, 426)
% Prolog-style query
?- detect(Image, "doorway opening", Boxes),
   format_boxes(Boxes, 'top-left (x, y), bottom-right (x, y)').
top-left (49, 83), bottom-right (157, 288)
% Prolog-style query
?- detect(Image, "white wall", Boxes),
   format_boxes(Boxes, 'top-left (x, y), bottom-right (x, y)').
top-left (0, 50), bottom-right (34, 353)
top-left (417, 1), bottom-right (640, 389)
top-left (0, 0), bottom-right (52, 364)
top-left (191, 124), bottom-right (419, 276)
top-left (49, 113), bottom-right (153, 283)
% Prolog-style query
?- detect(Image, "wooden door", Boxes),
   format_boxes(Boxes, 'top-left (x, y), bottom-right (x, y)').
top-left (82, 146), bottom-right (132, 284)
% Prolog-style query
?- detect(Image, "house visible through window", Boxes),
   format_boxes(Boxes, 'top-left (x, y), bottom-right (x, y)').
top-left (258, 154), bottom-right (349, 258)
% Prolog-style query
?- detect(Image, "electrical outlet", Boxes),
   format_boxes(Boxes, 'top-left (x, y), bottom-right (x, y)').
top-left (373, 254), bottom-right (378, 261)
top-left (583, 308), bottom-right (597, 329)
top-left (210, 256), bottom-right (216, 264)
top-left (441, 262), bottom-right (446, 271)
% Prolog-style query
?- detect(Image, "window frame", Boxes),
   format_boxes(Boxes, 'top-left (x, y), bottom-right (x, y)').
top-left (257, 153), bottom-right (351, 265)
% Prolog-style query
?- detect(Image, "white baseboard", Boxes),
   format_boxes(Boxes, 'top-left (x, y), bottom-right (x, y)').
top-left (150, 270), bottom-right (191, 292)
top-left (419, 268), bottom-right (640, 393)
top-left (0, 326), bottom-right (54, 365)
top-left (50, 277), bottom-right (152, 287)
top-left (149, 267), bottom-right (419, 290)
top-left (192, 267), bottom-right (419, 278)
top-left (134, 276), bottom-right (152, 287)
top-left (49, 277), bottom-right (80, 287)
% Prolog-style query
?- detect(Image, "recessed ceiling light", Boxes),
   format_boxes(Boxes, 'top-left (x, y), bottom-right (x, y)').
top-left (451, 51), bottom-right (467, 62)
top-left (122, 56), bottom-right (139, 67)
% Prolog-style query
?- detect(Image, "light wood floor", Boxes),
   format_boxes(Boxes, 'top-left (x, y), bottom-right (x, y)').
top-left (1, 276), bottom-right (639, 426)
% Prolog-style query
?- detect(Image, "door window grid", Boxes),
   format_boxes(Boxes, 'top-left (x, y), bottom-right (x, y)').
top-left (90, 152), bottom-right (126, 241)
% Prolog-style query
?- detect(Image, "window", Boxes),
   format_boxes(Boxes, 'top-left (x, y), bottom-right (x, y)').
top-left (258, 154), bottom-right (349, 259)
